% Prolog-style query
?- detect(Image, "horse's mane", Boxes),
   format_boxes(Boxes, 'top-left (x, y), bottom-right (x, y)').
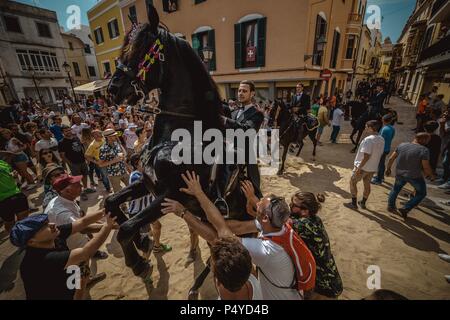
top-left (120, 23), bottom-right (224, 131)
top-left (176, 34), bottom-right (224, 131)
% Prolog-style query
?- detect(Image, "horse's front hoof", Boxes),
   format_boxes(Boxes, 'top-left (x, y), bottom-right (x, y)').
top-left (188, 290), bottom-right (199, 300)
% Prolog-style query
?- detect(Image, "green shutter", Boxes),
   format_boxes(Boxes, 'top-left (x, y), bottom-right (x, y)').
top-left (234, 23), bottom-right (243, 69)
top-left (191, 33), bottom-right (201, 56)
top-left (208, 29), bottom-right (216, 71)
top-left (257, 17), bottom-right (267, 67)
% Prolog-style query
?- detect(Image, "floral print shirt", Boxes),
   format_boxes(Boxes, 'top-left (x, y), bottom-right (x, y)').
top-left (99, 142), bottom-right (127, 177)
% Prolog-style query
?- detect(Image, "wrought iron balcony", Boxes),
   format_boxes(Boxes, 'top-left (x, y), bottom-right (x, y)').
top-left (419, 34), bottom-right (450, 62)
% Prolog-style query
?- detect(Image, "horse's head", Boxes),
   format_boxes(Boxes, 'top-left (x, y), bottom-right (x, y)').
top-left (108, 4), bottom-right (164, 106)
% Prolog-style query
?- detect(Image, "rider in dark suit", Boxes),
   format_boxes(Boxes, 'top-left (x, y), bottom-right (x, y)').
top-left (369, 85), bottom-right (387, 118)
top-left (223, 81), bottom-right (264, 191)
top-left (290, 83), bottom-right (311, 116)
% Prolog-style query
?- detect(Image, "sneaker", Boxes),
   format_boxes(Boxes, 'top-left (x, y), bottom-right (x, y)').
top-left (186, 249), bottom-right (198, 264)
top-left (153, 243), bottom-right (172, 253)
top-left (398, 208), bottom-right (409, 219)
top-left (438, 183), bottom-right (450, 190)
top-left (87, 272), bottom-right (107, 288)
top-left (438, 254), bottom-right (450, 263)
top-left (85, 188), bottom-right (97, 194)
top-left (371, 178), bottom-right (382, 185)
top-left (93, 250), bottom-right (109, 260)
top-left (358, 201), bottom-right (367, 210)
top-left (344, 202), bottom-right (358, 210)
top-left (387, 207), bottom-right (398, 214)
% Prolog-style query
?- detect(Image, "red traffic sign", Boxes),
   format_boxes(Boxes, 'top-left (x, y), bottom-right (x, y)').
top-left (320, 69), bottom-right (333, 80)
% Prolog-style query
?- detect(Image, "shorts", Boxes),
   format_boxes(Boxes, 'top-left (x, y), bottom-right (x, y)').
top-left (69, 162), bottom-right (89, 177)
top-left (0, 192), bottom-right (29, 222)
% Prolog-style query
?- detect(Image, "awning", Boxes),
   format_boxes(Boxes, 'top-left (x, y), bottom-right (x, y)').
top-left (74, 79), bottom-right (110, 95)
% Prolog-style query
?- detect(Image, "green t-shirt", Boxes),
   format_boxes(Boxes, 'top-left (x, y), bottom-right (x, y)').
top-left (0, 160), bottom-right (20, 202)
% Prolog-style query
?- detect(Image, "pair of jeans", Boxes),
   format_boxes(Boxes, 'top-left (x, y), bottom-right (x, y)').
top-left (93, 164), bottom-right (111, 191)
top-left (388, 176), bottom-right (427, 212)
top-left (442, 150), bottom-right (449, 182)
top-left (330, 126), bottom-right (341, 143)
top-left (374, 152), bottom-right (389, 182)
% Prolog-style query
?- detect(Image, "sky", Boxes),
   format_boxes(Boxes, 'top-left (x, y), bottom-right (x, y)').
top-left (367, 0), bottom-right (416, 41)
top-left (15, 0), bottom-right (416, 42)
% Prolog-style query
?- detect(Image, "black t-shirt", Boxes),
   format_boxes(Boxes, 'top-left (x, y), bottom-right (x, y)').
top-left (20, 224), bottom-right (75, 300)
top-left (58, 137), bottom-right (85, 164)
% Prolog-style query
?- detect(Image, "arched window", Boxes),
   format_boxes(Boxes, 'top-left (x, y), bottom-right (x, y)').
top-left (235, 14), bottom-right (267, 69)
top-left (313, 14), bottom-right (327, 66)
top-left (191, 26), bottom-right (216, 71)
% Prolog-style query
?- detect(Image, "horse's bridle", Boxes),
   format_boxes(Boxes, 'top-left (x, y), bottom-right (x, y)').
top-left (116, 30), bottom-right (196, 120)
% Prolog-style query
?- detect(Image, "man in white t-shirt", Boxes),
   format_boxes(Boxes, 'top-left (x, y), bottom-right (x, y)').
top-left (71, 114), bottom-right (90, 139)
top-left (123, 124), bottom-right (138, 155)
top-left (45, 174), bottom-right (108, 255)
top-left (330, 106), bottom-right (344, 143)
top-left (345, 120), bottom-right (385, 210)
top-left (162, 172), bottom-right (299, 300)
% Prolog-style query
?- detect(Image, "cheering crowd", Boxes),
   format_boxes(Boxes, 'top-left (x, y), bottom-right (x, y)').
top-left (0, 80), bottom-right (449, 300)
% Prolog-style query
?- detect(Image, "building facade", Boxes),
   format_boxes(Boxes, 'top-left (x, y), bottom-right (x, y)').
top-left (112, 0), bottom-right (367, 101)
top-left (88, 0), bottom-right (125, 79)
top-left (391, 0), bottom-right (450, 105)
top-left (61, 32), bottom-right (91, 90)
top-left (67, 25), bottom-right (100, 81)
top-left (0, 0), bottom-right (70, 105)
top-left (377, 37), bottom-right (394, 80)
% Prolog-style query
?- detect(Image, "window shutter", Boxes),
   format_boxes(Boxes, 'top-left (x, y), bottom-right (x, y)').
top-left (108, 22), bottom-right (113, 39)
top-left (257, 17), bottom-right (267, 67)
top-left (234, 23), bottom-right (243, 69)
top-left (208, 29), bottom-right (216, 71)
top-left (191, 33), bottom-right (201, 56)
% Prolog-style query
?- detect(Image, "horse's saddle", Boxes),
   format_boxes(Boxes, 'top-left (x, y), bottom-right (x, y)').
top-left (294, 114), bottom-right (319, 131)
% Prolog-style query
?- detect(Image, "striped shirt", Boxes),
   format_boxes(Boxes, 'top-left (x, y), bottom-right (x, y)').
top-left (128, 171), bottom-right (154, 216)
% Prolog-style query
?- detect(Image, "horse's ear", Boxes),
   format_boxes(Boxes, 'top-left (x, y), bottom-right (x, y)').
top-left (146, 3), bottom-right (160, 35)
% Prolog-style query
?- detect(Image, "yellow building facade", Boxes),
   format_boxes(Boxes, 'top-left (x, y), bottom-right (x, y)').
top-left (61, 33), bottom-right (91, 87)
top-left (88, 0), bottom-right (125, 79)
top-left (116, 0), bottom-right (367, 101)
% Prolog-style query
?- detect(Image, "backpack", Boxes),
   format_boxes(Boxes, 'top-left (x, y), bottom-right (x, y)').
top-left (260, 223), bottom-right (316, 293)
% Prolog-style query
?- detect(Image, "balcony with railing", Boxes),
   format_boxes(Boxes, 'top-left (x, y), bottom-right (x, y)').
top-left (430, 0), bottom-right (450, 23)
top-left (419, 34), bottom-right (450, 62)
top-left (348, 13), bottom-right (362, 25)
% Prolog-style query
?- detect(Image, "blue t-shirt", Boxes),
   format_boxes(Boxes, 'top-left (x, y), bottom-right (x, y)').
top-left (380, 125), bottom-right (395, 153)
top-left (50, 124), bottom-right (63, 142)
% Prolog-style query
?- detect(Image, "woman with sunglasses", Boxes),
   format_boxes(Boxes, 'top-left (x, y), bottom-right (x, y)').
top-left (41, 164), bottom-right (66, 209)
top-left (38, 148), bottom-right (61, 177)
top-left (290, 192), bottom-right (343, 299)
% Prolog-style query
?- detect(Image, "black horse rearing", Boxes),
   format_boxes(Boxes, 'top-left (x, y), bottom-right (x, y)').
top-left (105, 4), bottom-right (253, 278)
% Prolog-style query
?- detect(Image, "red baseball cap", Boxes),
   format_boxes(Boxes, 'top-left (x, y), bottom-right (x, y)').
top-left (52, 174), bottom-right (82, 192)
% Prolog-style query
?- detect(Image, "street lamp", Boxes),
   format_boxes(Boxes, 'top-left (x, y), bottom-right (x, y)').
top-left (201, 46), bottom-right (214, 70)
top-left (28, 65), bottom-right (45, 106)
top-left (62, 61), bottom-right (77, 103)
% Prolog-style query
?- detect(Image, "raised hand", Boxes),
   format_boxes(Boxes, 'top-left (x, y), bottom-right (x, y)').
top-left (180, 171), bottom-right (204, 198)
top-left (161, 198), bottom-right (186, 216)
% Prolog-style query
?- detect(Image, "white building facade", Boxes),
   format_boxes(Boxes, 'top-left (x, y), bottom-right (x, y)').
top-left (0, 0), bottom-right (70, 105)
